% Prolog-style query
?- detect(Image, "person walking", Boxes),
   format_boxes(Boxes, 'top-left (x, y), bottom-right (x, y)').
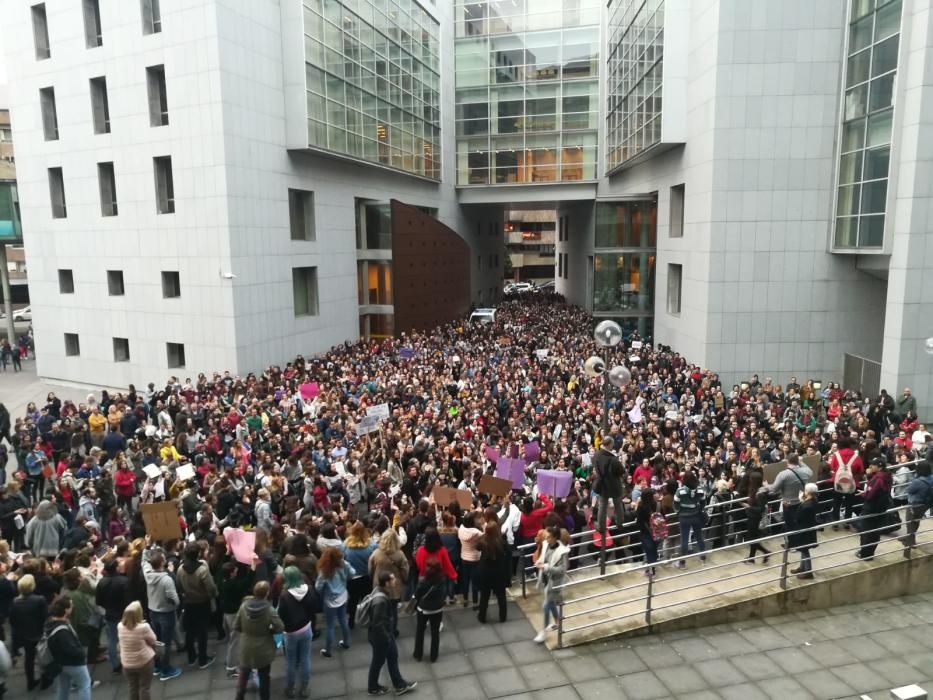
top-left (789, 483), bottom-right (819, 579)
top-left (858, 459), bottom-right (893, 560)
top-left (233, 581), bottom-right (284, 700)
top-left (743, 489), bottom-right (772, 564)
top-left (95, 557), bottom-right (131, 675)
top-left (9, 574), bottom-right (47, 691)
top-left (218, 560), bottom-right (255, 677)
top-left (475, 522), bottom-right (510, 624)
top-left (45, 595), bottom-right (94, 700)
top-left (368, 529), bottom-right (409, 638)
top-left (673, 470), bottom-right (708, 568)
top-left (141, 544), bottom-right (182, 680)
top-left (412, 560), bottom-right (446, 662)
top-left (176, 542), bottom-right (217, 670)
top-left (315, 547), bottom-right (355, 658)
top-left (117, 601), bottom-right (158, 700)
top-left (366, 571), bottom-right (417, 696)
top-left (533, 525), bottom-right (569, 644)
top-left (278, 566), bottom-right (315, 698)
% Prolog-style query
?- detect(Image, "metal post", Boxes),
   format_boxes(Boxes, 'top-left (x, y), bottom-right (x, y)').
top-left (779, 536), bottom-right (791, 590)
top-left (599, 347), bottom-right (610, 577)
top-left (557, 603), bottom-right (564, 649)
top-left (521, 553), bottom-right (527, 599)
top-left (0, 245), bottom-right (14, 346)
top-left (645, 570), bottom-right (653, 626)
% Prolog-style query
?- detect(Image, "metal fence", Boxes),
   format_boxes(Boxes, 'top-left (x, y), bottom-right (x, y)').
top-left (843, 352), bottom-right (882, 398)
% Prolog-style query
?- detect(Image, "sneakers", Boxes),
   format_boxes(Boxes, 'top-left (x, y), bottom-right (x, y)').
top-left (160, 667), bottom-right (182, 681)
top-left (533, 630), bottom-right (547, 644)
top-left (368, 687), bottom-right (389, 696)
top-left (547, 623), bottom-right (558, 631)
top-left (321, 649), bottom-right (332, 658)
top-left (199, 656), bottom-right (215, 670)
top-left (675, 560), bottom-right (686, 569)
top-left (395, 681), bottom-right (418, 696)
top-left (338, 640), bottom-right (350, 650)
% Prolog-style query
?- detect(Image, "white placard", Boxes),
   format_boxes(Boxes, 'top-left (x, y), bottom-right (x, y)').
top-left (535, 349), bottom-right (549, 360)
top-left (143, 464), bottom-right (161, 480)
top-left (357, 415), bottom-right (380, 435)
top-left (631, 341), bottom-right (643, 349)
top-left (629, 355), bottom-right (641, 363)
top-left (176, 464), bottom-right (196, 482)
top-left (552, 424), bottom-right (562, 441)
top-left (366, 403), bottom-right (390, 420)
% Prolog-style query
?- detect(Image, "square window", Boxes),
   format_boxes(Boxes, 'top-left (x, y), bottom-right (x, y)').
top-left (166, 342), bottom-right (185, 368)
top-left (292, 266), bottom-right (319, 317)
top-left (64, 333), bottom-right (80, 357)
top-left (58, 269), bottom-right (74, 294)
top-left (107, 269), bottom-right (125, 296)
top-left (161, 270), bottom-right (180, 298)
top-left (667, 263), bottom-right (682, 315)
top-left (669, 184), bottom-right (685, 238)
top-left (113, 337), bottom-right (130, 362)
top-left (288, 189), bottom-right (316, 241)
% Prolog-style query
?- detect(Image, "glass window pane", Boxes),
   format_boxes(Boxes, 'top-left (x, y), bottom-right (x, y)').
top-left (869, 73), bottom-right (895, 112)
top-left (845, 84), bottom-right (868, 120)
top-left (842, 118), bottom-right (866, 152)
top-left (851, 0), bottom-right (874, 21)
top-left (837, 184), bottom-right (861, 216)
top-left (839, 152), bottom-right (863, 184)
top-left (835, 217), bottom-right (858, 247)
top-left (874, 0), bottom-right (902, 42)
top-left (861, 180), bottom-right (888, 213)
top-left (849, 16), bottom-right (873, 54)
top-left (846, 50), bottom-right (871, 87)
top-left (872, 35), bottom-right (899, 76)
top-left (863, 146), bottom-right (890, 180)
top-left (867, 109), bottom-right (893, 146)
top-left (858, 214), bottom-right (885, 246)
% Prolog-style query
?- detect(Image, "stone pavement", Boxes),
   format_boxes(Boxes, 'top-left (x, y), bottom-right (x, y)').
top-left (5, 592), bottom-right (933, 700)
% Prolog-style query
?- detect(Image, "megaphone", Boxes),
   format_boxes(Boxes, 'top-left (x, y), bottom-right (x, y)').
top-left (584, 355), bottom-right (605, 377)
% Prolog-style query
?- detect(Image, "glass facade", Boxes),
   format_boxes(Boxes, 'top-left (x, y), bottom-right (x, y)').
top-left (454, 0), bottom-right (600, 185)
top-left (303, 0), bottom-right (441, 179)
top-left (593, 201), bottom-right (656, 339)
top-left (834, 0), bottom-right (901, 249)
top-left (606, 0), bottom-right (664, 171)
top-left (0, 182), bottom-right (21, 240)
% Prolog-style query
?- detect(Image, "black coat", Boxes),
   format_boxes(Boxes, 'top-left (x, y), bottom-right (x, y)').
top-left (414, 576), bottom-right (446, 613)
top-left (96, 573), bottom-right (131, 622)
top-left (789, 499), bottom-right (819, 550)
top-left (476, 540), bottom-right (511, 590)
top-left (10, 594), bottom-right (47, 645)
top-left (593, 447), bottom-right (624, 498)
top-left (45, 619), bottom-right (85, 666)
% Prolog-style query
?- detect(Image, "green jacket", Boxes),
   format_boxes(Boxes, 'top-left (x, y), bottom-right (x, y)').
top-left (234, 596), bottom-right (284, 670)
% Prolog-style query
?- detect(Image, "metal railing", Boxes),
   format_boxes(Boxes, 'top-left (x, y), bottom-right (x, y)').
top-left (516, 458), bottom-right (926, 598)
top-left (548, 501), bottom-right (929, 649)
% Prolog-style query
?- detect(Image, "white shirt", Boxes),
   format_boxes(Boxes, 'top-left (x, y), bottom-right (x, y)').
top-left (911, 430), bottom-right (930, 452)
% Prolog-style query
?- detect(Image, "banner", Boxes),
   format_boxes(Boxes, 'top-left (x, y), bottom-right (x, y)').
top-left (299, 382), bottom-right (320, 400)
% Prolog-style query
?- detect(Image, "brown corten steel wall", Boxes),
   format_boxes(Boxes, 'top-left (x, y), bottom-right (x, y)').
top-left (391, 199), bottom-right (470, 335)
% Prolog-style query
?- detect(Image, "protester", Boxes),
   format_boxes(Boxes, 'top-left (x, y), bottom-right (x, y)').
top-left (858, 459), bottom-right (894, 560)
top-left (533, 526), bottom-right (569, 644)
top-left (366, 571), bottom-right (417, 696)
top-left (45, 595), bottom-right (93, 700)
top-left (475, 522), bottom-right (510, 623)
top-left (277, 566), bottom-right (315, 698)
top-left (141, 545), bottom-right (182, 680)
top-left (9, 574), bottom-right (46, 691)
top-left (117, 601), bottom-right (157, 700)
top-left (315, 548), bottom-right (354, 658)
top-left (790, 483), bottom-right (820, 580)
top-left (176, 541), bottom-right (217, 670)
top-left (233, 581), bottom-right (284, 700)
top-left (411, 559), bottom-right (446, 662)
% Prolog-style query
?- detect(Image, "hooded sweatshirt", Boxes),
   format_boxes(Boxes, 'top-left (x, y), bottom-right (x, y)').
top-left (277, 584), bottom-right (316, 633)
top-left (25, 500), bottom-right (66, 558)
top-left (141, 550), bottom-right (180, 613)
top-left (234, 596), bottom-right (284, 670)
top-left (176, 559), bottom-right (217, 605)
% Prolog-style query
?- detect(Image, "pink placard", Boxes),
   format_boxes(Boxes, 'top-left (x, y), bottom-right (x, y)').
top-left (484, 445), bottom-right (500, 464)
top-left (224, 527), bottom-right (256, 566)
top-left (299, 382), bottom-right (320, 400)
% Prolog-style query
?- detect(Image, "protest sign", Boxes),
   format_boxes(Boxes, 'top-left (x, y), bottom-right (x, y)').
top-left (498, 336), bottom-right (512, 346)
top-left (496, 457), bottom-right (525, 490)
top-left (508, 444), bottom-right (520, 459)
top-left (299, 382), bottom-right (320, 400)
top-left (761, 453), bottom-right (821, 485)
top-left (432, 486), bottom-right (473, 510)
top-left (366, 403), bottom-right (390, 420)
top-left (536, 470), bottom-right (574, 498)
top-left (357, 415), bottom-right (380, 435)
top-left (399, 348), bottom-right (415, 359)
top-left (478, 475), bottom-right (513, 499)
top-left (224, 527), bottom-right (256, 566)
top-left (143, 464), bottom-right (161, 480)
top-left (631, 341), bottom-right (643, 349)
top-left (176, 464), bottom-right (196, 482)
top-left (141, 502), bottom-right (182, 541)
top-left (523, 441), bottom-right (541, 464)
top-left (484, 445), bottom-right (500, 463)
top-left (535, 349), bottom-right (549, 360)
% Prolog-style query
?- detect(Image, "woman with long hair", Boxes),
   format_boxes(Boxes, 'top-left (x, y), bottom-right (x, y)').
top-left (457, 512), bottom-right (482, 608)
top-left (117, 601), bottom-right (157, 700)
top-left (340, 520), bottom-right (377, 627)
top-left (412, 559), bottom-right (446, 662)
top-left (368, 528), bottom-right (409, 637)
top-left (314, 547), bottom-right (355, 658)
top-left (476, 523), bottom-right (510, 624)
top-left (634, 488), bottom-right (661, 577)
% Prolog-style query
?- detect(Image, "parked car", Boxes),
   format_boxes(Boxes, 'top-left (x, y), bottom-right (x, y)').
top-left (504, 282), bottom-right (534, 294)
top-left (469, 308), bottom-right (497, 324)
top-left (536, 280), bottom-right (556, 291)
top-left (13, 306), bottom-right (31, 322)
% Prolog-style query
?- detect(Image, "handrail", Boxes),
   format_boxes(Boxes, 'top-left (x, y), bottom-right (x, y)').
top-left (549, 501), bottom-right (928, 648)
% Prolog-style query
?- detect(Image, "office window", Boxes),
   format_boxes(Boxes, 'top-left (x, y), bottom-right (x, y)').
top-left (563, 254), bottom-right (569, 279)
top-left (113, 337), bottom-right (130, 362)
top-left (90, 77), bottom-right (111, 134)
top-left (153, 156), bottom-right (174, 213)
top-left (670, 184), bottom-right (685, 238)
top-left (292, 267), bottom-right (319, 317)
top-left (107, 269), bottom-right (125, 296)
top-left (166, 342), bottom-right (185, 368)
top-left (98, 162), bottom-right (117, 216)
top-left (141, 0), bottom-right (162, 35)
top-left (39, 87), bottom-right (59, 141)
top-left (48, 167), bottom-right (66, 218)
top-left (146, 65), bottom-right (168, 126)
top-left (58, 269), bottom-right (74, 294)
top-left (667, 263), bottom-right (682, 315)
top-left (83, 0), bottom-right (102, 48)
top-left (31, 4), bottom-right (50, 60)
top-left (64, 333), bottom-right (80, 357)
top-left (161, 271), bottom-right (180, 298)
top-left (288, 189), bottom-right (315, 241)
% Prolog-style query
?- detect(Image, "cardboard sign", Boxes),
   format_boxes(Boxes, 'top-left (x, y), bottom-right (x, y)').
top-left (761, 453), bottom-right (822, 485)
top-left (498, 336), bottom-right (512, 346)
top-left (536, 470), bottom-right (574, 498)
top-left (432, 485), bottom-right (473, 510)
top-left (496, 457), bottom-right (525, 489)
top-left (143, 464), bottom-right (161, 480)
top-left (176, 464), bottom-right (196, 482)
top-left (478, 475), bottom-right (514, 499)
top-left (224, 527), bottom-right (256, 566)
top-left (523, 441), bottom-right (541, 464)
top-left (366, 403), bottom-right (390, 420)
top-left (141, 502), bottom-right (182, 541)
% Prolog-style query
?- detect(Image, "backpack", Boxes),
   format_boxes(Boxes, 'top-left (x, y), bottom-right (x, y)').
top-left (354, 589), bottom-right (387, 628)
top-left (649, 512), bottom-right (668, 542)
top-left (36, 625), bottom-right (67, 670)
top-left (833, 453), bottom-right (857, 494)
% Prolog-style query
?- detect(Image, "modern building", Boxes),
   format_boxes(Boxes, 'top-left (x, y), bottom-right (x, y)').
top-left (3, 0), bottom-right (931, 417)
top-left (504, 209), bottom-right (556, 285)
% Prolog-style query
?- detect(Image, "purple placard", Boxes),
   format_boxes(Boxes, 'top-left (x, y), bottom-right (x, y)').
top-left (495, 457), bottom-right (524, 490)
top-left (536, 470), bottom-right (573, 498)
top-left (523, 441), bottom-right (540, 464)
top-left (399, 347), bottom-right (415, 359)
top-left (484, 445), bottom-right (500, 464)
top-left (508, 444), bottom-right (520, 459)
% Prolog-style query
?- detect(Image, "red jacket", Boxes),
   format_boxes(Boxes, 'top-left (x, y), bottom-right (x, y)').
top-left (115, 467), bottom-right (136, 497)
top-left (519, 494), bottom-right (553, 538)
top-left (829, 449), bottom-right (864, 485)
top-left (415, 545), bottom-right (458, 581)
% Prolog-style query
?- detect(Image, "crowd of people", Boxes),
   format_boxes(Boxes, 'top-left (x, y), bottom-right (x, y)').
top-left (0, 293), bottom-right (927, 699)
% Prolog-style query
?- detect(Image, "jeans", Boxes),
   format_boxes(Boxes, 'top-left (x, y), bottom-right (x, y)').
top-left (184, 602), bottom-right (211, 666)
top-left (413, 611), bottom-right (442, 661)
top-left (223, 612), bottom-right (240, 670)
top-left (235, 665), bottom-right (270, 700)
top-left (284, 625), bottom-right (312, 689)
top-left (124, 659), bottom-right (154, 700)
top-left (832, 491), bottom-right (858, 522)
top-left (542, 599), bottom-right (560, 628)
top-left (149, 609), bottom-right (176, 672)
top-left (678, 515), bottom-right (706, 558)
top-left (596, 495), bottom-right (625, 534)
top-left (58, 664), bottom-right (92, 700)
top-left (798, 548), bottom-right (812, 573)
top-left (459, 560), bottom-right (478, 603)
top-left (902, 505), bottom-right (927, 547)
top-left (368, 635), bottom-right (405, 692)
top-left (477, 585), bottom-right (507, 624)
top-left (106, 619), bottom-right (121, 670)
top-left (323, 603), bottom-right (350, 654)
top-left (639, 533), bottom-right (659, 567)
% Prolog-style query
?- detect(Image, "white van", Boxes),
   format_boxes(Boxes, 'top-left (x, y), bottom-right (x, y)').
top-left (469, 308), bottom-right (497, 324)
